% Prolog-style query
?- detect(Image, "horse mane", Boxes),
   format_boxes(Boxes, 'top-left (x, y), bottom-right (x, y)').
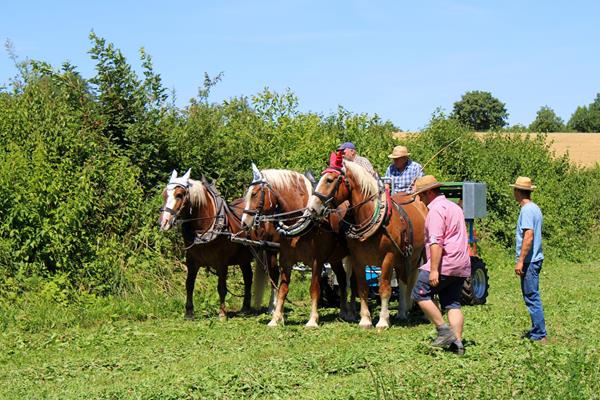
top-left (261, 169), bottom-right (313, 196)
top-left (344, 161), bottom-right (379, 198)
top-left (188, 179), bottom-right (209, 208)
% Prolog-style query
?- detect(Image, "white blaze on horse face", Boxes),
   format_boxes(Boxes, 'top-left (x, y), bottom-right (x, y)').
top-left (160, 187), bottom-right (178, 231)
top-left (241, 186), bottom-right (256, 228)
top-left (160, 169), bottom-right (191, 231)
top-left (307, 175), bottom-right (328, 215)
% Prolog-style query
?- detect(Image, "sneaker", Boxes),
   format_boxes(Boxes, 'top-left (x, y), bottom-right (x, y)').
top-left (520, 330), bottom-right (532, 339)
top-left (449, 341), bottom-right (465, 356)
top-left (432, 325), bottom-right (457, 347)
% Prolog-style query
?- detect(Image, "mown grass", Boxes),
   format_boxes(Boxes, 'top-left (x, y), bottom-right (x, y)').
top-left (1, 245), bottom-right (600, 399)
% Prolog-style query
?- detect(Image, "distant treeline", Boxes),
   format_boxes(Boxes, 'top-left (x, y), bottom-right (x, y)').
top-left (0, 34), bottom-right (598, 298)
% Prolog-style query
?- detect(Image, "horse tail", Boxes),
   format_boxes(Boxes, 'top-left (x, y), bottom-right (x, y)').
top-left (342, 256), bottom-right (353, 280)
top-left (252, 251), bottom-right (269, 309)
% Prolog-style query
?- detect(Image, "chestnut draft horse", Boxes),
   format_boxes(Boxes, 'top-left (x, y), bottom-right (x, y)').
top-left (241, 165), bottom-right (350, 328)
top-left (308, 157), bottom-right (427, 329)
top-left (159, 169), bottom-right (262, 320)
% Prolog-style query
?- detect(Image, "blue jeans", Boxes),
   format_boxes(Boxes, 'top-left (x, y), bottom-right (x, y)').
top-left (520, 260), bottom-right (547, 340)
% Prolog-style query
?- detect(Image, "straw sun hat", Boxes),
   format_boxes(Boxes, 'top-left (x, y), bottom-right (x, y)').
top-left (509, 176), bottom-right (537, 191)
top-left (413, 175), bottom-right (443, 195)
top-left (388, 145), bottom-right (410, 159)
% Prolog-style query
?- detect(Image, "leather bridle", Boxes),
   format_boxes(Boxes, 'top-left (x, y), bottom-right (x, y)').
top-left (313, 168), bottom-right (351, 209)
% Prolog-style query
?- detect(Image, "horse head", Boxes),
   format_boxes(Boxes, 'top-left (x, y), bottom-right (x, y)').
top-left (307, 152), bottom-right (352, 217)
top-left (241, 163), bottom-right (278, 230)
top-left (159, 168), bottom-right (192, 231)
top-left (309, 154), bottom-right (380, 219)
top-left (241, 164), bottom-right (312, 231)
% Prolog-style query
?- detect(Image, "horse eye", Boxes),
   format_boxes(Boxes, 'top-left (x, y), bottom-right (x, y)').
top-left (326, 178), bottom-right (334, 183)
top-left (175, 193), bottom-right (183, 200)
top-left (251, 192), bottom-right (257, 198)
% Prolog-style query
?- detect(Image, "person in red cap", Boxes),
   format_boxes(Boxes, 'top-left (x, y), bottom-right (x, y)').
top-left (337, 142), bottom-right (378, 178)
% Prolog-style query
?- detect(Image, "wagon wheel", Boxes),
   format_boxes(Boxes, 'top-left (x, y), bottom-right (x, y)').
top-left (461, 256), bottom-right (489, 305)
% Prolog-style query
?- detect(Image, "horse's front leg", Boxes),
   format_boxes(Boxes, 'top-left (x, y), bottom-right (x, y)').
top-left (376, 253), bottom-right (396, 329)
top-left (306, 258), bottom-right (323, 328)
top-left (396, 260), bottom-right (418, 321)
top-left (185, 255), bottom-right (200, 320)
top-left (268, 257), bottom-right (291, 327)
top-left (267, 252), bottom-right (279, 314)
top-left (217, 265), bottom-right (228, 321)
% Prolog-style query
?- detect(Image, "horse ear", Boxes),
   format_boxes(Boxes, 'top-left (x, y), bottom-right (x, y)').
top-left (170, 170), bottom-right (178, 181)
top-left (251, 162), bottom-right (262, 182)
top-left (182, 168), bottom-right (191, 181)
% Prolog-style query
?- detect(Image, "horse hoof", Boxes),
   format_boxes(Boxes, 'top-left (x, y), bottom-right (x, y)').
top-left (219, 314), bottom-right (228, 322)
top-left (267, 318), bottom-right (283, 327)
top-left (359, 319), bottom-right (373, 329)
top-left (305, 320), bottom-right (319, 329)
top-left (376, 322), bottom-right (390, 330)
top-left (184, 313), bottom-right (195, 321)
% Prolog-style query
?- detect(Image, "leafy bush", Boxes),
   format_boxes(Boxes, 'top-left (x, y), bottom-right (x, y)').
top-left (404, 115), bottom-right (598, 260)
top-left (0, 34), bottom-right (597, 303)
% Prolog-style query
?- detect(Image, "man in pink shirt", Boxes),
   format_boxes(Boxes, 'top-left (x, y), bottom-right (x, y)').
top-left (411, 175), bottom-right (471, 355)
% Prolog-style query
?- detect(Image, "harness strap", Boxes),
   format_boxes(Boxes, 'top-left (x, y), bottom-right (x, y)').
top-left (390, 198), bottom-right (414, 258)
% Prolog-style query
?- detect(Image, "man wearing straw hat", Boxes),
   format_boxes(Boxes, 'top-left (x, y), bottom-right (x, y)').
top-left (411, 175), bottom-right (471, 355)
top-left (383, 145), bottom-right (424, 194)
top-left (511, 176), bottom-right (547, 343)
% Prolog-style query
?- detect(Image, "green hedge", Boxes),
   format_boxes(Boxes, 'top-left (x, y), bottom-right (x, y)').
top-left (0, 36), bottom-right (598, 299)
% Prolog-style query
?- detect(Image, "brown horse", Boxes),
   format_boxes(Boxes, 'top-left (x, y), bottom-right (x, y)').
top-left (159, 169), bottom-right (259, 320)
top-left (241, 165), bottom-right (350, 327)
top-left (308, 159), bottom-right (427, 329)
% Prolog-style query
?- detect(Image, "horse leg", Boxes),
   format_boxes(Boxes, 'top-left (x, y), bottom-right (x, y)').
top-left (394, 258), bottom-right (409, 321)
top-left (217, 266), bottom-right (228, 321)
top-left (352, 259), bottom-right (372, 329)
top-left (185, 255), bottom-right (200, 320)
top-left (396, 279), bottom-right (408, 321)
top-left (306, 258), bottom-right (323, 328)
top-left (267, 252), bottom-right (279, 314)
top-left (376, 253), bottom-right (396, 329)
top-left (240, 262), bottom-right (253, 313)
top-left (396, 260), bottom-right (418, 321)
top-left (331, 260), bottom-right (351, 321)
top-left (404, 266), bottom-right (419, 317)
top-left (268, 260), bottom-right (290, 327)
top-left (349, 265), bottom-right (358, 321)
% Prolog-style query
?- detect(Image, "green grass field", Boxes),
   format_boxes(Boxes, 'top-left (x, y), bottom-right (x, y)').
top-left (1, 247), bottom-right (600, 399)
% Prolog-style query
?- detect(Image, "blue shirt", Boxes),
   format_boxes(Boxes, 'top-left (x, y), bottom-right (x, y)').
top-left (384, 159), bottom-right (424, 194)
top-left (515, 202), bottom-right (544, 263)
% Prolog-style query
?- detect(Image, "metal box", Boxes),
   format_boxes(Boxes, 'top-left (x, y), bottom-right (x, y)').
top-left (461, 182), bottom-right (487, 219)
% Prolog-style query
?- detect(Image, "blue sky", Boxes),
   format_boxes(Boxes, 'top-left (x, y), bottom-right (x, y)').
top-left (2, 0), bottom-right (599, 130)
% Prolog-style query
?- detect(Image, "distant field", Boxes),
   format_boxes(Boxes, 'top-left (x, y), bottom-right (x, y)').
top-left (394, 132), bottom-right (600, 168)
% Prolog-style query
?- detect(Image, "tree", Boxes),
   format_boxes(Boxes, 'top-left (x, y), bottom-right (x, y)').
top-left (452, 91), bottom-right (508, 131)
top-left (529, 106), bottom-right (565, 132)
top-left (567, 93), bottom-right (600, 132)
